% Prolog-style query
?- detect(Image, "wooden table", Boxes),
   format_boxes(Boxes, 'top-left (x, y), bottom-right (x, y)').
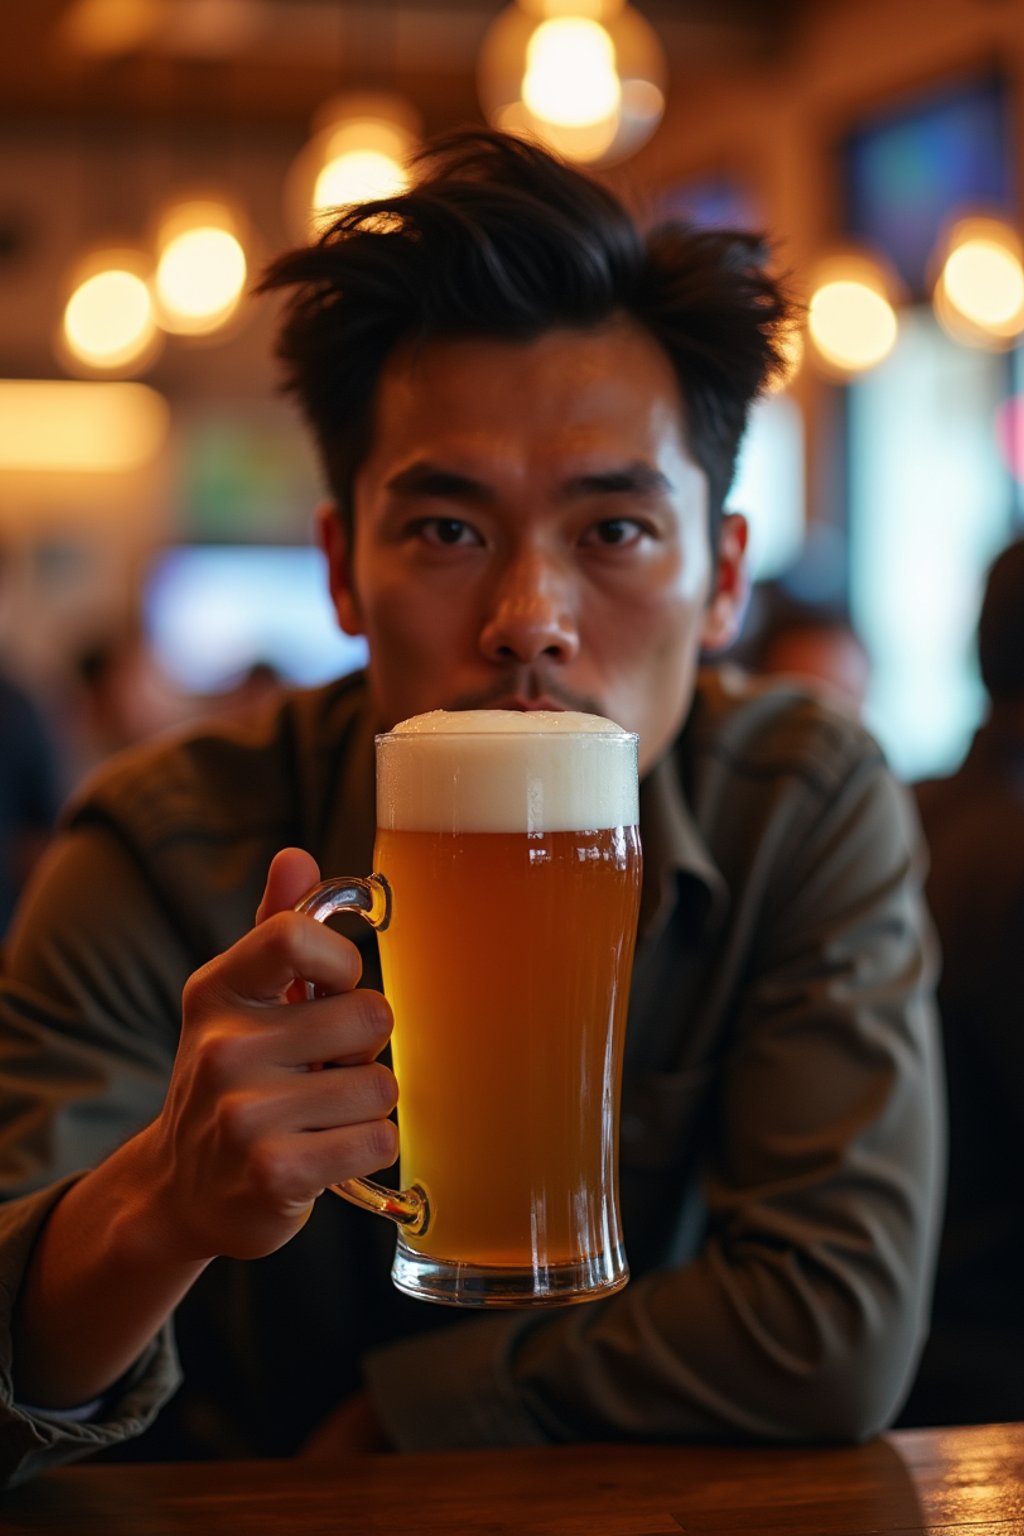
top-left (2, 1421), bottom-right (1022, 1535)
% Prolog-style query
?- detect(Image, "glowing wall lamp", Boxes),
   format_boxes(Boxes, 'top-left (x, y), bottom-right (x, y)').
top-left (478, 1), bottom-right (666, 167)
top-left (807, 252), bottom-right (900, 378)
top-left (153, 198), bottom-right (248, 337)
top-left (932, 215), bottom-right (1024, 349)
top-left (0, 380), bottom-right (169, 473)
top-left (59, 247), bottom-right (162, 376)
top-left (520, 16), bottom-right (622, 161)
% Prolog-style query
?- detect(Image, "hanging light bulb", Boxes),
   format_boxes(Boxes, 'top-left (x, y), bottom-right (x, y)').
top-left (313, 122), bottom-right (410, 216)
top-left (522, 18), bottom-right (621, 127)
top-left (153, 198), bottom-right (248, 337)
top-left (59, 247), bottom-right (162, 376)
top-left (932, 215), bottom-right (1024, 349)
top-left (478, 2), bottom-right (666, 168)
top-left (807, 252), bottom-right (899, 377)
top-left (284, 93), bottom-right (421, 243)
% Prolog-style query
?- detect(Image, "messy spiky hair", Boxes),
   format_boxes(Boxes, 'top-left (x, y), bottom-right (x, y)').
top-left (258, 128), bottom-right (794, 544)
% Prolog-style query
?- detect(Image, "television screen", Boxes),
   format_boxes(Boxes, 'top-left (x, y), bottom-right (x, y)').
top-left (843, 76), bottom-right (1013, 297)
top-left (143, 544), bottom-right (368, 694)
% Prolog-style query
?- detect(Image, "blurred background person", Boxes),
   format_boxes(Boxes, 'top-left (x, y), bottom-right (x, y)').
top-left (898, 535), bottom-right (1024, 1427)
top-left (212, 659), bottom-right (285, 719)
top-left (0, 544), bottom-right (62, 940)
top-left (729, 578), bottom-right (872, 716)
top-left (65, 621), bottom-right (194, 787)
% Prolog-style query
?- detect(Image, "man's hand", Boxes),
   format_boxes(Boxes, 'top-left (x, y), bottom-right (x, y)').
top-left (13, 847), bottom-right (399, 1410)
top-left (138, 846), bottom-right (398, 1265)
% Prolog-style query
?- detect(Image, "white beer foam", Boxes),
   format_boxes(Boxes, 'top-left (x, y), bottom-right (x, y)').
top-left (378, 710), bottom-right (639, 833)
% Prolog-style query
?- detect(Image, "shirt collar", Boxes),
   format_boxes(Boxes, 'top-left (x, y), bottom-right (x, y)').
top-left (638, 744), bottom-right (728, 941)
top-left (321, 693), bottom-right (379, 884)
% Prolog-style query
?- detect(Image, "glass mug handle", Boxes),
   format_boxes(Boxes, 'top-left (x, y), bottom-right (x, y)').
top-left (294, 874), bottom-right (430, 1236)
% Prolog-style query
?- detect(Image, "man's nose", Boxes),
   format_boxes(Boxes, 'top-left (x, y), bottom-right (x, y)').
top-left (478, 551), bottom-right (581, 666)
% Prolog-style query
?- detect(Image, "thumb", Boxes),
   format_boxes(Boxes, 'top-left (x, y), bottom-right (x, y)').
top-left (256, 847), bottom-right (322, 926)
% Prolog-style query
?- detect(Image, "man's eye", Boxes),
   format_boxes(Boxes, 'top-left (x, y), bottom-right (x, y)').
top-left (418, 517), bottom-right (479, 547)
top-left (584, 518), bottom-right (646, 548)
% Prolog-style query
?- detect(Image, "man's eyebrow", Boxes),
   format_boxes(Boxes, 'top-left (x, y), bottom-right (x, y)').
top-left (385, 461), bottom-right (494, 500)
top-left (560, 463), bottom-right (673, 498)
top-left (384, 459), bottom-right (672, 501)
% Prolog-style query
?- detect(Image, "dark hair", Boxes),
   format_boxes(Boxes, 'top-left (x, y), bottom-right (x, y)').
top-left (258, 128), bottom-right (794, 543)
top-left (978, 536), bottom-right (1024, 701)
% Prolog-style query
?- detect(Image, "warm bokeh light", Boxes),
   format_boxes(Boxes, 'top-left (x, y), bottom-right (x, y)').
top-left (62, 255), bottom-right (159, 372)
top-left (285, 97), bottom-right (419, 241)
top-left (477, 2), bottom-right (664, 167)
top-left (807, 257), bottom-right (898, 375)
top-left (57, 0), bottom-right (162, 55)
top-left (945, 240), bottom-right (1023, 326)
top-left (933, 217), bottom-right (1024, 347)
top-left (495, 98), bottom-right (620, 163)
top-left (313, 145), bottom-right (408, 223)
top-left (809, 282), bottom-right (897, 373)
top-left (522, 18), bottom-right (621, 128)
top-left (0, 380), bottom-right (169, 471)
top-left (154, 203), bottom-right (247, 335)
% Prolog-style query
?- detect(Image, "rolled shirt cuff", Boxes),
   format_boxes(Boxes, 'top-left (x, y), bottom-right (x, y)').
top-left (0, 1175), bottom-right (182, 1488)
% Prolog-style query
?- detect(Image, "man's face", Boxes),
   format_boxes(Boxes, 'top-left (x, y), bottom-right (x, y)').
top-left (321, 317), bottom-right (746, 775)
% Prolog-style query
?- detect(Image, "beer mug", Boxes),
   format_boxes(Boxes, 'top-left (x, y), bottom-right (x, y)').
top-left (296, 709), bottom-right (642, 1307)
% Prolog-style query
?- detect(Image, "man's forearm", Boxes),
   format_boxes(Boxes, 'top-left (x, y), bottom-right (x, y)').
top-left (11, 1124), bottom-right (209, 1410)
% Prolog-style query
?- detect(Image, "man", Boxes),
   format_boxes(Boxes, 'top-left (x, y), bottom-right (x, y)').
top-left (0, 130), bottom-right (943, 1486)
top-left (897, 536), bottom-right (1024, 1427)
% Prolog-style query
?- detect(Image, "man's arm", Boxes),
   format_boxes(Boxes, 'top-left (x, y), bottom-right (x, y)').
top-left (2, 844), bottom-right (397, 1425)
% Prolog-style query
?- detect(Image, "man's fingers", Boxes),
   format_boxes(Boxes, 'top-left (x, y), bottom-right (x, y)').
top-left (256, 847), bottom-right (322, 926)
top-left (219, 1059), bottom-right (398, 1143)
top-left (188, 910), bottom-right (364, 1009)
top-left (287, 1118), bottom-right (400, 1190)
top-left (263, 989), bottom-right (393, 1070)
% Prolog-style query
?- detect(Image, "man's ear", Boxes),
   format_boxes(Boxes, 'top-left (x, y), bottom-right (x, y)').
top-left (700, 511), bottom-right (750, 654)
top-left (315, 501), bottom-right (364, 637)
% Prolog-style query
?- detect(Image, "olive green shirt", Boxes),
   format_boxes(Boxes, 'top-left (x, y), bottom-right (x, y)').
top-left (0, 667), bottom-right (944, 1486)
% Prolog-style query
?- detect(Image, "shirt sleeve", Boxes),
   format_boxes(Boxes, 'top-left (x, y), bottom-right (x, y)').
top-left (363, 753), bottom-right (946, 1449)
top-left (0, 1178), bottom-right (182, 1489)
top-left (0, 828), bottom-right (189, 1488)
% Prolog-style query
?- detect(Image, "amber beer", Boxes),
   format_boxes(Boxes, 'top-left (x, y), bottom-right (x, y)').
top-left (374, 709), bottom-right (641, 1305)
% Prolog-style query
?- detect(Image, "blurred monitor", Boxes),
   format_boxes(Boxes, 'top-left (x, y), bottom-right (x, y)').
top-left (843, 74), bottom-right (1012, 297)
top-left (144, 544), bottom-right (368, 694)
